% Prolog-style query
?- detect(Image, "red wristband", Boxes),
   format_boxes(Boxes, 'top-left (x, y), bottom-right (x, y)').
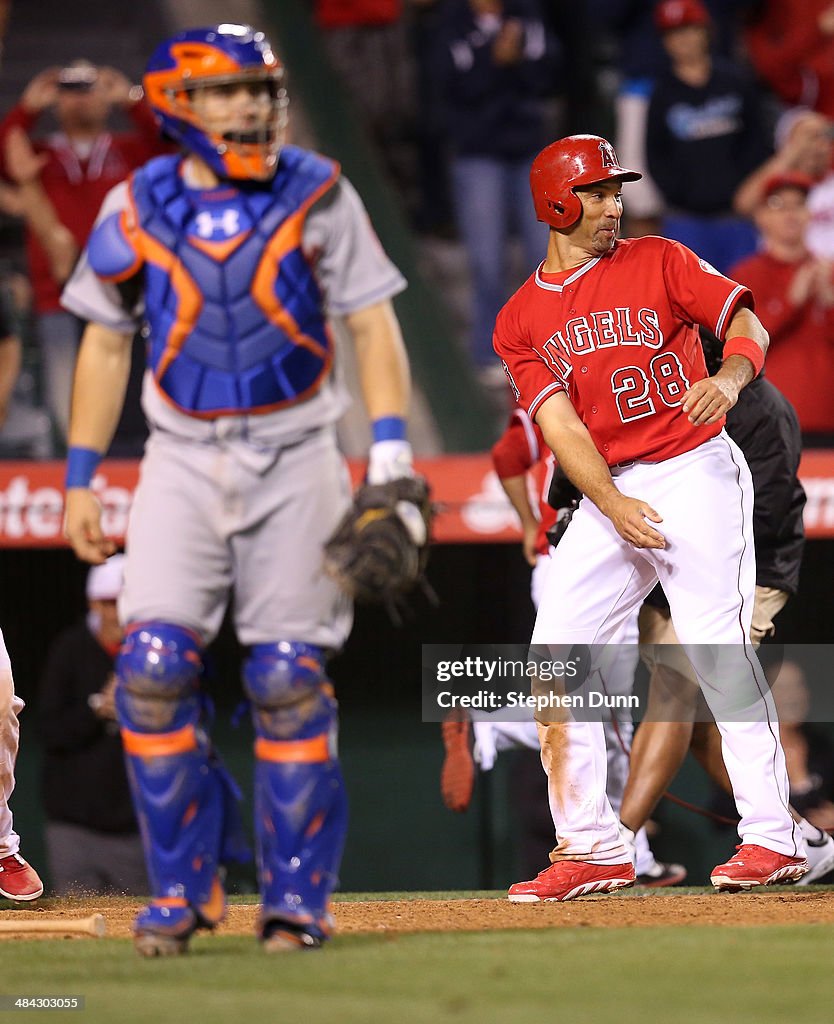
top-left (723, 336), bottom-right (764, 377)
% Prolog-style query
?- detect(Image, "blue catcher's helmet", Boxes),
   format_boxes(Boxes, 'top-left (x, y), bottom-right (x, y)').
top-left (143, 24), bottom-right (288, 181)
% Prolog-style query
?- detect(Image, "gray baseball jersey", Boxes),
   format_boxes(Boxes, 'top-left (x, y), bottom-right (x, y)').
top-left (61, 164), bottom-right (406, 646)
top-left (61, 173), bottom-right (406, 446)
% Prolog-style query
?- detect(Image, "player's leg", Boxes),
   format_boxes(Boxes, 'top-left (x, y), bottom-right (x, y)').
top-left (509, 502), bottom-right (658, 900)
top-left (595, 611), bottom-right (685, 883)
top-left (596, 610), bottom-right (640, 814)
top-left (688, 719), bottom-right (834, 883)
top-left (118, 436), bottom-right (244, 955)
top-left (0, 628), bottom-right (43, 901)
top-left (620, 603), bottom-right (700, 835)
top-left (519, 561), bottom-right (668, 878)
top-left (116, 624), bottom-right (231, 954)
top-left (643, 434), bottom-right (804, 882)
top-left (233, 426), bottom-right (352, 950)
top-left (242, 643), bottom-right (346, 950)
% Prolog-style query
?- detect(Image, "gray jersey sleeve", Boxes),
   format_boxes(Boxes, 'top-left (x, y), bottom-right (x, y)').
top-left (60, 182), bottom-right (142, 333)
top-left (303, 176), bottom-right (406, 315)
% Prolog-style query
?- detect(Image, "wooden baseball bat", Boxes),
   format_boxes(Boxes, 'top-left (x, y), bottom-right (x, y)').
top-left (0, 913), bottom-right (106, 936)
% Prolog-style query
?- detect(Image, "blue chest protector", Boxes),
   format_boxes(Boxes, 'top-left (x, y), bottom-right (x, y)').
top-left (88, 146), bottom-right (339, 416)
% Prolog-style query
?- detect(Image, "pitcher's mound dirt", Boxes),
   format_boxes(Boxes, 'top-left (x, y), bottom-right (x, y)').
top-left (3, 890), bottom-right (834, 940)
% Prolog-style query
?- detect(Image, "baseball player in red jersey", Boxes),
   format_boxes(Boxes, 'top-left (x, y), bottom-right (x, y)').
top-left (494, 134), bottom-right (806, 902)
top-left (441, 408), bottom-right (683, 884)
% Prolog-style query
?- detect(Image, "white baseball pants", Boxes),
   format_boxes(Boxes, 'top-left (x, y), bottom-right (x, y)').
top-left (0, 628), bottom-right (21, 858)
top-left (531, 432), bottom-right (802, 864)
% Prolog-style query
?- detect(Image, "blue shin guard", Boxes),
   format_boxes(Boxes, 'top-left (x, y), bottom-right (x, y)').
top-left (117, 623), bottom-right (244, 948)
top-left (122, 736), bottom-right (226, 912)
top-left (244, 642), bottom-right (348, 942)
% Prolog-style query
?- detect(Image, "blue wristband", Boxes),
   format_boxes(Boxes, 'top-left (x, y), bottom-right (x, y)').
top-left (371, 416), bottom-right (407, 443)
top-left (66, 447), bottom-right (103, 489)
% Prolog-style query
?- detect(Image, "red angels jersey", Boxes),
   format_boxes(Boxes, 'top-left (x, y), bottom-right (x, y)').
top-left (493, 236), bottom-right (753, 466)
top-left (491, 409), bottom-right (555, 556)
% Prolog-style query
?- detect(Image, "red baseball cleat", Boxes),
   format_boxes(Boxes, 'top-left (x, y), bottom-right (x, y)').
top-left (710, 844), bottom-right (808, 891)
top-left (440, 712), bottom-right (474, 813)
top-left (508, 860), bottom-right (636, 902)
top-left (0, 853), bottom-right (44, 901)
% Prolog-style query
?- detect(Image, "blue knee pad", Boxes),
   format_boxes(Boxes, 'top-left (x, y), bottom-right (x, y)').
top-left (116, 623), bottom-right (244, 912)
top-left (116, 622), bottom-right (203, 734)
top-left (243, 642), bottom-right (348, 935)
top-left (243, 641), bottom-right (335, 741)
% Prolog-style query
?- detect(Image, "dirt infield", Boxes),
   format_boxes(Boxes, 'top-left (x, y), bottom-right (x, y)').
top-left (3, 890), bottom-right (834, 940)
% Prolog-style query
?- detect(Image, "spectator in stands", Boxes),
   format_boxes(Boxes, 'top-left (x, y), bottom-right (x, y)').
top-left (430, 0), bottom-right (560, 382)
top-left (2, 126), bottom-right (78, 287)
top-left (315, 0), bottom-right (418, 211)
top-left (728, 173), bottom-right (834, 444)
top-left (745, 1), bottom-right (834, 121)
top-left (645, 0), bottom-right (770, 273)
top-left (596, 0), bottom-right (752, 237)
top-left (735, 108), bottom-right (834, 261)
top-left (0, 271), bottom-right (53, 459)
top-left (411, 0), bottom-right (456, 235)
top-left (37, 554), bottom-right (147, 895)
top-left (0, 301), bottom-right (20, 433)
top-left (1, 125), bottom-right (149, 459)
top-left (0, 61), bottom-right (166, 445)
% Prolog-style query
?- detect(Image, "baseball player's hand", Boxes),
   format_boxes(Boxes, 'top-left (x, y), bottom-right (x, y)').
top-left (64, 487), bottom-right (117, 564)
top-left (682, 376), bottom-right (739, 426)
top-left (367, 439), bottom-right (413, 484)
top-left (603, 494), bottom-right (665, 549)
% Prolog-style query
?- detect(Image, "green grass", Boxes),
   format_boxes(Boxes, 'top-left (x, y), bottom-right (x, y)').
top-left (2, 895), bottom-right (834, 1023)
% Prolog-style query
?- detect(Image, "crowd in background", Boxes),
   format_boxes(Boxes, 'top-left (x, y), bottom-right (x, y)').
top-left (0, 0), bottom-right (832, 456)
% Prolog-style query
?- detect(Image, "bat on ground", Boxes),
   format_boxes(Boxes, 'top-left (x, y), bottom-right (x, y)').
top-left (0, 913), bottom-right (106, 936)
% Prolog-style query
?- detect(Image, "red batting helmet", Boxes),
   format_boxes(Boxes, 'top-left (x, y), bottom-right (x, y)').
top-left (530, 135), bottom-right (642, 229)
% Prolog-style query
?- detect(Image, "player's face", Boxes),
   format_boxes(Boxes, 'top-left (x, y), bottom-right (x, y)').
top-left (188, 79), bottom-right (275, 140)
top-left (574, 181), bottom-right (624, 254)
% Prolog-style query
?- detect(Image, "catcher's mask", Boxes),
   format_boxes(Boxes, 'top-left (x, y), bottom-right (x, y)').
top-left (143, 23), bottom-right (288, 181)
top-left (530, 134), bottom-right (641, 229)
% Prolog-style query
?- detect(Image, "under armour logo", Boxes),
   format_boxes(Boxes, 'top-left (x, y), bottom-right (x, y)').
top-left (598, 141), bottom-right (618, 169)
top-left (194, 209), bottom-right (242, 239)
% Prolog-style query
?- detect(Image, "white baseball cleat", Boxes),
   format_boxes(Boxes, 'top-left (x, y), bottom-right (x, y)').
top-left (796, 829), bottom-right (834, 886)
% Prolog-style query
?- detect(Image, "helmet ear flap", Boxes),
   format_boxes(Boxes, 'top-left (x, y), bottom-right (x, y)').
top-left (540, 188), bottom-right (581, 229)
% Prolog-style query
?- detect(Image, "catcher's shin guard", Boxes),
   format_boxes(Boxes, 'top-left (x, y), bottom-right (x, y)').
top-left (244, 642), bottom-right (348, 939)
top-left (117, 623), bottom-right (233, 931)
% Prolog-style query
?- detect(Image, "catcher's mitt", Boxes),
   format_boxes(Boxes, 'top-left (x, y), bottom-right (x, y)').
top-left (323, 475), bottom-right (433, 608)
